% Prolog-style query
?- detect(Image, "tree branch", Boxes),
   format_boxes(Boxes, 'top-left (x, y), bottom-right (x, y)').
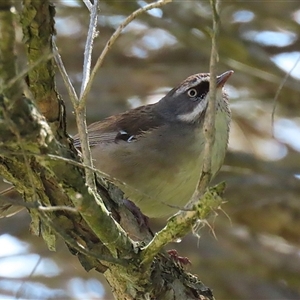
top-left (186, 0), bottom-right (220, 208)
top-left (79, 0), bottom-right (173, 109)
top-left (141, 183), bottom-right (225, 266)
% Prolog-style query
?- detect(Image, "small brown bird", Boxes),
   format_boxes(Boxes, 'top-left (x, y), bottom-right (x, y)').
top-left (0, 71), bottom-right (233, 218)
top-left (73, 70), bottom-right (233, 218)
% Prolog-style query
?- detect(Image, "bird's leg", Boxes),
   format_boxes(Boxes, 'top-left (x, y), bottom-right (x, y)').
top-left (167, 249), bottom-right (191, 268)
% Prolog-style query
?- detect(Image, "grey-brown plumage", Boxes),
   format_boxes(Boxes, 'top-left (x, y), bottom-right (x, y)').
top-left (0, 71), bottom-right (232, 218)
top-left (73, 71), bottom-right (233, 218)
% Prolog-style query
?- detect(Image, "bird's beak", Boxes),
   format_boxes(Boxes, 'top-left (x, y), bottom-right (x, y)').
top-left (216, 70), bottom-right (234, 88)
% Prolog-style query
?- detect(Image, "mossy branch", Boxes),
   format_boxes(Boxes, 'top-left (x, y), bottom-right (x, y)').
top-left (141, 183), bottom-right (225, 266)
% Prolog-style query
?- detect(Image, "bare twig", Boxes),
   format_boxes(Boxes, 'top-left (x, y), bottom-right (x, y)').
top-left (187, 0), bottom-right (220, 207)
top-left (53, 1), bottom-right (99, 191)
top-left (0, 195), bottom-right (79, 215)
top-left (38, 205), bottom-right (78, 213)
top-left (199, 0), bottom-right (220, 191)
top-left (16, 256), bottom-right (42, 299)
top-left (74, 0), bottom-right (173, 194)
top-left (6, 53), bottom-right (53, 92)
top-left (79, 0), bottom-right (173, 109)
top-left (53, 39), bottom-right (79, 104)
top-left (75, 0), bottom-right (99, 191)
top-left (80, 0), bottom-right (99, 98)
top-left (271, 54), bottom-right (300, 136)
top-left (83, 0), bottom-right (92, 12)
top-left (0, 148), bottom-right (173, 202)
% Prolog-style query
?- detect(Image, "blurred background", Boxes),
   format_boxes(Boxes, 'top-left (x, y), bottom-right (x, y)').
top-left (1, 0), bottom-right (300, 299)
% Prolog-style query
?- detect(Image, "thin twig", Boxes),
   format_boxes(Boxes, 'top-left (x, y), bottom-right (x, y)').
top-left (78, 0), bottom-right (173, 110)
top-left (38, 205), bottom-right (78, 213)
top-left (53, 39), bottom-right (79, 104)
top-left (199, 0), bottom-right (220, 191)
top-left (6, 53), bottom-right (53, 91)
top-left (0, 196), bottom-right (78, 215)
top-left (83, 0), bottom-right (92, 12)
top-left (0, 149), bottom-right (162, 201)
top-left (80, 0), bottom-right (99, 98)
top-left (75, 0), bottom-right (99, 191)
top-left (187, 0), bottom-right (220, 207)
top-left (271, 54), bottom-right (300, 137)
top-left (16, 256), bottom-right (42, 299)
top-left (75, 0), bottom-right (172, 192)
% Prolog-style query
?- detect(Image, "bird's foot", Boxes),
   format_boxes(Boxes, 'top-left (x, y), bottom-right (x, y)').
top-left (167, 249), bottom-right (191, 268)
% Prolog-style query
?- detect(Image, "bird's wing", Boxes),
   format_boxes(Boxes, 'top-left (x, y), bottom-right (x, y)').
top-left (73, 104), bottom-right (165, 149)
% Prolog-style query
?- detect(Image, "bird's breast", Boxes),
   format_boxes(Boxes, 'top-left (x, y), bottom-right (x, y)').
top-left (91, 113), bottom-right (229, 218)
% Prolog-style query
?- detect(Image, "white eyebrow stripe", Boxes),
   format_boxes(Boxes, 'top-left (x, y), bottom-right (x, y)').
top-left (175, 79), bottom-right (201, 96)
top-left (175, 74), bottom-right (209, 96)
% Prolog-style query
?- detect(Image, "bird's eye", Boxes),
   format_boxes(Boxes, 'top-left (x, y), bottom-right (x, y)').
top-left (187, 88), bottom-right (197, 98)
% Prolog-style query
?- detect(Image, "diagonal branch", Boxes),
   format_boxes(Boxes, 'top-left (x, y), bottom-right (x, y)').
top-left (78, 0), bottom-right (173, 109)
top-left (74, 0), bottom-right (100, 190)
